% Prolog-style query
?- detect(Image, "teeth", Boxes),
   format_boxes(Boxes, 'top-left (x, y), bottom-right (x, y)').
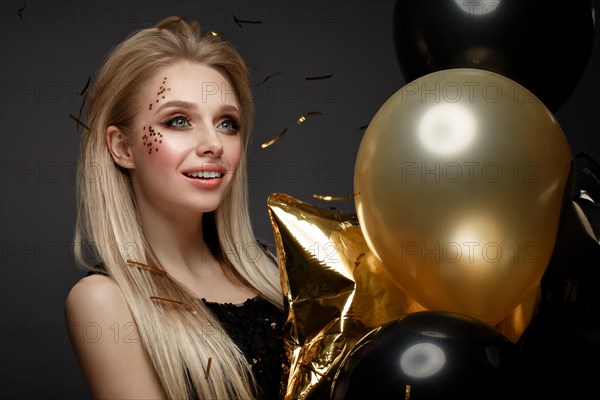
top-left (185, 171), bottom-right (223, 179)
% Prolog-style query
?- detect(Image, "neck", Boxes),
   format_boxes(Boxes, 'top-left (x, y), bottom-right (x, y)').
top-left (137, 204), bottom-right (215, 275)
top-left (134, 198), bottom-right (259, 304)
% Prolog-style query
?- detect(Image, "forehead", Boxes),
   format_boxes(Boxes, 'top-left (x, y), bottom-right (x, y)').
top-left (143, 61), bottom-right (239, 106)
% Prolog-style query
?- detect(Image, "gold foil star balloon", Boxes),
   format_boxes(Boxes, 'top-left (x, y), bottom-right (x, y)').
top-left (268, 193), bottom-right (425, 400)
top-left (267, 193), bottom-right (539, 399)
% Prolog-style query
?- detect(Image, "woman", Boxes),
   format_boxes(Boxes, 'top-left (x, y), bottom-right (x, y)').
top-left (65, 16), bottom-right (285, 399)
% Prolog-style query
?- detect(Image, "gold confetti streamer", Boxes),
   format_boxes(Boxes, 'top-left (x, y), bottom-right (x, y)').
top-left (68, 114), bottom-right (90, 132)
top-left (126, 260), bottom-right (168, 274)
top-left (258, 72), bottom-right (282, 86)
top-left (70, 75), bottom-right (92, 134)
top-left (150, 296), bottom-right (193, 310)
top-left (405, 384), bottom-right (411, 400)
top-left (246, 63), bottom-right (260, 73)
top-left (297, 111), bottom-right (323, 125)
top-left (260, 112), bottom-right (323, 149)
top-left (17, 0), bottom-right (27, 19)
top-left (78, 76), bottom-right (91, 96)
top-left (204, 357), bottom-right (213, 379)
top-left (77, 93), bottom-right (87, 119)
top-left (260, 128), bottom-right (288, 149)
top-left (233, 15), bottom-right (262, 27)
top-left (312, 192), bottom-right (359, 201)
top-left (305, 74), bottom-right (333, 80)
top-left (199, 29), bottom-right (222, 39)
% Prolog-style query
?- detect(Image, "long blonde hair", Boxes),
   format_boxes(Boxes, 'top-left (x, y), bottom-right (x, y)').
top-left (74, 16), bottom-right (283, 399)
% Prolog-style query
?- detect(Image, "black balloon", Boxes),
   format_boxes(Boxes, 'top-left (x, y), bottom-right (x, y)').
top-left (331, 311), bottom-right (525, 400)
top-left (517, 153), bottom-right (600, 400)
top-left (393, 0), bottom-right (596, 113)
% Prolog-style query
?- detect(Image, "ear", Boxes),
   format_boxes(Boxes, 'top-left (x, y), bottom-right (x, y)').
top-left (106, 125), bottom-right (135, 169)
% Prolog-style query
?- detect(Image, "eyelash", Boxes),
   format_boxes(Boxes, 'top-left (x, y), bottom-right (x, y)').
top-left (218, 118), bottom-right (241, 133)
top-left (161, 114), bottom-right (191, 129)
top-left (160, 115), bottom-right (240, 133)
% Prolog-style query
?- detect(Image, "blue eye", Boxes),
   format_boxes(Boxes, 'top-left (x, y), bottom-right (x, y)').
top-left (164, 115), bottom-right (191, 128)
top-left (218, 119), bottom-right (240, 133)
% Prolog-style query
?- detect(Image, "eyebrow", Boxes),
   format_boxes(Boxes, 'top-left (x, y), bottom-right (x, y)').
top-left (154, 100), bottom-right (239, 114)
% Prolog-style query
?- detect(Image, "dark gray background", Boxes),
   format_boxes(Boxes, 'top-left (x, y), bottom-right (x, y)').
top-left (1, 1), bottom-right (598, 398)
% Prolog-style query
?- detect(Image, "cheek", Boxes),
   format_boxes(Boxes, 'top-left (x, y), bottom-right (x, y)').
top-left (227, 137), bottom-right (243, 165)
top-left (142, 140), bottom-right (187, 172)
top-left (134, 144), bottom-right (178, 188)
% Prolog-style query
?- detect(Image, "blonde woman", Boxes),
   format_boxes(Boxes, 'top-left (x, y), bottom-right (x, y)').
top-left (65, 16), bottom-right (285, 399)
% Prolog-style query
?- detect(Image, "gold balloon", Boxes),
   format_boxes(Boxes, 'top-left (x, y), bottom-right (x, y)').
top-left (495, 283), bottom-right (540, 343)
top-left (354, 68), bottom-right (572, 324)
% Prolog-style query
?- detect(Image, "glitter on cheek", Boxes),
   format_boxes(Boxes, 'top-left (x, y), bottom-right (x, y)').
top-left (154, 77), bottom-right (171, 105)
top-left (144, 125), bottom-right (164, 155)
top-left (144, 78), bottom-right (170, 155)
top-left (142, 126), bottom-right (149, 146)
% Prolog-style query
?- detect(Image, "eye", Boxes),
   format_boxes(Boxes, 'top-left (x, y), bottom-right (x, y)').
top-left (217, 118), bottom-right (240, 133)
top-left (163, 115), bottom-right (191, 128)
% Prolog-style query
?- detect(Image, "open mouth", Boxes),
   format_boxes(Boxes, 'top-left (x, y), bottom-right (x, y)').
top-left (183, 171), bottom-right (223, 179)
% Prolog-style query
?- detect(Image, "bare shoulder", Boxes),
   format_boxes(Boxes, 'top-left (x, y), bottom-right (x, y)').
top-left (65, 273), bottom-right (126, 317)
top-left (64, 273), bottom-right (137, 366)
top-left (65, 273), bottom-right (166, 399)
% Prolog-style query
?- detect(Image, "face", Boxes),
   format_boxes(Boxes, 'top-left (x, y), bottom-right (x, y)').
top-left (126, 61), bottom-right (243, 219)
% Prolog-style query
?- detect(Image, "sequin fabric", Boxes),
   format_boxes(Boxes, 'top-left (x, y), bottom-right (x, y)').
top-left (202, 296), bottom-right (285, 400)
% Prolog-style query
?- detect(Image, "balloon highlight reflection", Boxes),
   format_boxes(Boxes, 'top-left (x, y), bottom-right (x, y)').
top-left (418, 103), bottom-right (477, 155)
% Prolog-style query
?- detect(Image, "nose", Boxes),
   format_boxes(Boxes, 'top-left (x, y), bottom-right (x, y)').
top-left (195, 126), bottom-right (224, 158)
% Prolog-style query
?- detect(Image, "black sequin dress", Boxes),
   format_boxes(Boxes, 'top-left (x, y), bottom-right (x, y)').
top-left (202, 296), bottom-right (285, 400)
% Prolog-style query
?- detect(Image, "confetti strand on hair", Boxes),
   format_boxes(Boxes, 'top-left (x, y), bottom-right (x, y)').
top-left (150, 296), bottom-right (193, 311)
top-left (204, 357), bottom-right (212, 379)
top-left (126, 260), bottom-right (168, 275)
